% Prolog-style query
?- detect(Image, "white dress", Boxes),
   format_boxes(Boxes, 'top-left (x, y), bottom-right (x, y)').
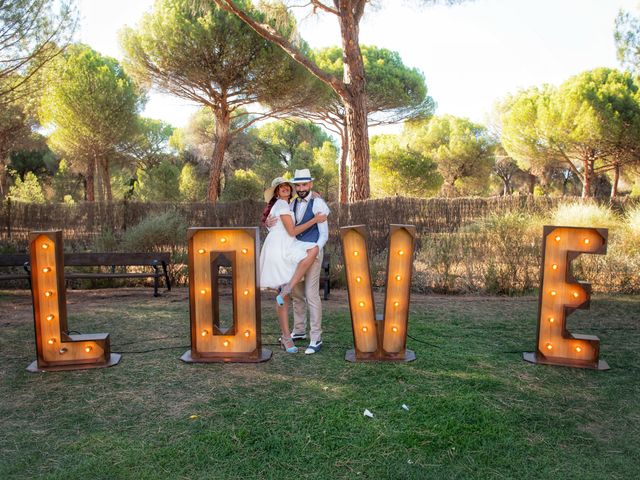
top-left (259, 199), bottom-right (314, 289)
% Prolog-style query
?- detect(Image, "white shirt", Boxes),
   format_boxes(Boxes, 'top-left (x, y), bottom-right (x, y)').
top-left (292, 194), bottom-right (330, 250)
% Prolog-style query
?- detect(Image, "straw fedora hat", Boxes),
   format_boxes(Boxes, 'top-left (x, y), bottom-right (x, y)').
top-left (263, 176), bottom-right (293, 202)
top-left (291, 168), bottom-right (314, 184)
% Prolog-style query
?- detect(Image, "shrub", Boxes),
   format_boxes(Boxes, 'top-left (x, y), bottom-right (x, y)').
top-left (220, 169), bottom-right (262, 202)
top-left (179, 163), bottom-right (207, 201)
top-left (8, 172), bottom-right (46, 203)
top-left (121, 210), bottom-right (188, 283)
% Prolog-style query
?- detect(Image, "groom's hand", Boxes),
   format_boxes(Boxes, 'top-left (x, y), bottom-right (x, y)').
top-left (265, 216), bottom-right (277, 228)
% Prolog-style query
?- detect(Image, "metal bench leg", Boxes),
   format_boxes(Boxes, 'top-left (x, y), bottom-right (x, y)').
top-left (163, 262), bottom-right (171, 292)
top-left (153, 265), bottom-right (160, 297)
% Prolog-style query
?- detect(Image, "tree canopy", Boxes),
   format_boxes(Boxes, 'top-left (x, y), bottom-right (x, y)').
top-left (500, 68), bottom-right (640, 197)
top-left (39, 44), bottom-right (143, 202)
top-left (300, 45), bottom-right (435, 202)
top-left (405, 115), bottom-right (495, 196)
top-left (121, 0), bottom-right (317, 203)
top-left (0, 0), bottom-right (77, 105)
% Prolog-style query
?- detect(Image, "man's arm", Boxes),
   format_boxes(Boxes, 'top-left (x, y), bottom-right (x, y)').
top-left (314, 199), bottom-right (330, 250)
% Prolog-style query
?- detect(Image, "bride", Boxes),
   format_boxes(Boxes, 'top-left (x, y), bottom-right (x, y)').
top-left (259, 177), bottom-right (328, 353)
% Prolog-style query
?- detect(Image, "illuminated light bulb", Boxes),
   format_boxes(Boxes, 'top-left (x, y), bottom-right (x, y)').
top-left (44, 291), bottom-right (53, 297)
top-left (46, 314), bottom-right (54, 321)
top-left (200, 289), bottom-right (206, 295)
top-left (391, 326), bottom-right (399, 333)
top-left (362, 326), bottom-right (368, 333)
top-left (85, 346), bottom-right (92, 353)
top-left (395, 275), bottom-right (402, 281)
top-left (244, 330), bottom-right (250, 338)
top-left (573, 292), bottom-right (579, 298)
top-left (41, 243), bottom-right (49, 249)
top-left (201, 330), bottom-right (208, 337)
top-left (548, 317), bottom-right (555, 323)
top-left (47, 338), bottom-right (55, 345)
top-left (551, 264), bottom-right (558, 270)
top-left (59, 348), bottom-right (67, 355)
top-left (546, 343), bottom-right (553, 350)
top-left (42, 267), bottom-right (51, 273)
top-left (555, 235), bottom-right (561, 242)
top-left (223, 340), bottom-right (230, 347)
top-left (584, 238), bottom-right (590, 245)
top-left (550, 290), bottom-right (557, 296)
top-left (575, 346), bottom-right (582, 353)
top-left (355, 276), bottom-right (362, 283)
top-left (393, 301), bottom-right (400, 307)
top-left (220, 237), bottom-right (227, 243)
top-left (358, 301), bottom-right (365, 307)
top-left (243, 289), bottom-right (250, 296)
top-left (398, 250), bottom-right (405, 256)
top-left (353, 251), bottom-right (359, 257)
top-left (241, 248), bottom-right (248, 254)
top-left (198, 248), bottom-right (206, 254)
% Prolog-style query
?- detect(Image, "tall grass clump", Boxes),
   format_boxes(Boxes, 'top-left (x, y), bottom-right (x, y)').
top-left (463, 212), bottom-right (542, 294)
top-left (551, 201), bottom-right (619, 229)
top-left (621, 205), bottom-right (640, 259)
top-left (547, 201), bottom-right (640, 293)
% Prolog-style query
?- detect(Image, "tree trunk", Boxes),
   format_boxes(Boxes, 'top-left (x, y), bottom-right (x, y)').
top-left (0, 159), bottom-right (8, 198)
top-left (102, 158), bottom-right (112, 203)
top-left (86, 156), bottom-right (95, 202)
top-left (581, 158), bottom-right (592, 198)
top-left (207, 108), bottom-right (231, 203)
top-left (610, 163), bottom-right (620, 199)
top-left (340, 5), bottom-right (370, 203)
top-left (527, 172), bottom-right (536, 194)
top-left (339, 127), bottom-right (348, 204)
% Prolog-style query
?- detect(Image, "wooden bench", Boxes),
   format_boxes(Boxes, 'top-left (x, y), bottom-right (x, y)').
top-left (213, 253), bottom-right (331, 300)
top-left (0, 252), bottom-right (171, 297)
top-left (0, 254), bottom-right (32, 286)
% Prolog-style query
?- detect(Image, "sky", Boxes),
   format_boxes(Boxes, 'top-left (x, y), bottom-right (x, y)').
top-left (77, 0), bottom-right (639, 132)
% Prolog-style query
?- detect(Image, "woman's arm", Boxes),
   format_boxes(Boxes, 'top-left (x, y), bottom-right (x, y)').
top-left (280, 212), bottom-right (327, 237)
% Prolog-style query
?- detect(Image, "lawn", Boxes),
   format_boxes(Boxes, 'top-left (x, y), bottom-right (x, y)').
top-left (0, 288), bottom-right (638, 479)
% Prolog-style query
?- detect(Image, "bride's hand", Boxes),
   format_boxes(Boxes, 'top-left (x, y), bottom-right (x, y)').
top-left (314, 212), bottom-right (327, 223)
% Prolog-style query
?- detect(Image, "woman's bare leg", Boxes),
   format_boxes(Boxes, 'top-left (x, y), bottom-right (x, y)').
top-left (276, 295), bottom-right (291, 338)
top-left (276, 296), bottom-right (297, 352)
top-left (280, 246), bottom-right (319, 296)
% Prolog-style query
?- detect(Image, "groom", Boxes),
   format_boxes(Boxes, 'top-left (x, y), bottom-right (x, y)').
top-left (266, 168), bottom-right (330, 354)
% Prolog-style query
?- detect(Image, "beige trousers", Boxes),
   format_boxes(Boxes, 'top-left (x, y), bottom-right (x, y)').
top-left (291, 249), bottom-right (323, 344)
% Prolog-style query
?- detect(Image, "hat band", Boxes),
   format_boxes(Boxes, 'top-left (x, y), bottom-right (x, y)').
top-left (293, 177), bottom-right (312, 182)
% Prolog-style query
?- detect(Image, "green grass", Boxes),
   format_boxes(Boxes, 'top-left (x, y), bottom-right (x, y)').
top-left (0, 289), bottom-right (638, 479)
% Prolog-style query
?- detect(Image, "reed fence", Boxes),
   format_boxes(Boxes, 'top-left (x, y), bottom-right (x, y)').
top-left (3, 195), bottom-right (636, 252)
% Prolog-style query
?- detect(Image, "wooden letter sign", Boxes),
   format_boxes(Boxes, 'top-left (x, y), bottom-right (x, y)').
top-left (27, 231), bottom-right (121, 372)
top-left (181, 228), bottom-right (271, 363)
top-left (341, 225), bottom-right (416, 362)
top-left (524, 226), bottom-right (609, 370)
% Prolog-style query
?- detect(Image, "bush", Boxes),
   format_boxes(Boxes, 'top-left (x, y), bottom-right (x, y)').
top-left (121, 210), bottom-right (188, 283)
top-left (220, 169), bottom-right (262, 202)
top-left (8, 172), bottom-right (45, 203)
top-left (179, 163), bottom-right (207, 201)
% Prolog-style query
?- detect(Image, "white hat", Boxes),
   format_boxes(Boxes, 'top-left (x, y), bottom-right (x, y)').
top-left (291, 168), bottom-right (314, 184)
top-left (264, 176), bottom-right (293, 202)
